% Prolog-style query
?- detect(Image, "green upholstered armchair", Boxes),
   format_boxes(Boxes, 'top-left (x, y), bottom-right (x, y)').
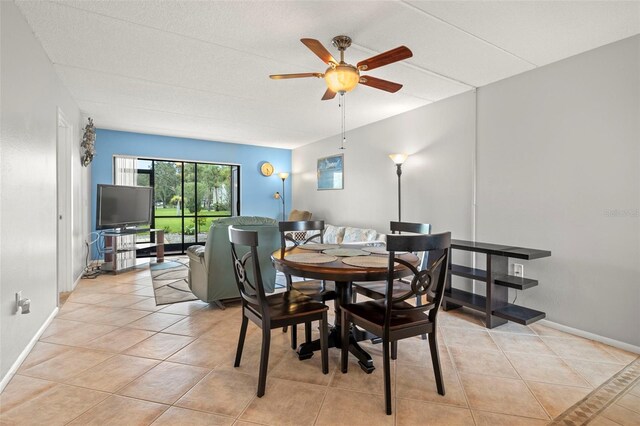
top-left (186, 216), bottom-right (280, 306)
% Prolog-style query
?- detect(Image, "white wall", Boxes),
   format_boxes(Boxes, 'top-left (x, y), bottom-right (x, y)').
top-left (476, 35), bottom-right (640, 346)
top-left (0, 1), bottom-right (90, 383)
top-left (293, 36), bottom-right (639, 347)
top-left (293, 91), bottom-right (476, 241)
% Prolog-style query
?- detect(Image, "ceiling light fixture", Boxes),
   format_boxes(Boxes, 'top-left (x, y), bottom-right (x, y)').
top-left (271, 35), bottom-right (413, 150)
top-left (324, 36), bottom-right (360, 94)
top-left (324, 65), bottom-right (359, 93)
top-left (270, 35), bottom-right (412, 101)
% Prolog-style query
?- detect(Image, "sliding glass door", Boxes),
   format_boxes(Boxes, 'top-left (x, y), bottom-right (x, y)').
top-left (136, 158), bottom-right (240, 255)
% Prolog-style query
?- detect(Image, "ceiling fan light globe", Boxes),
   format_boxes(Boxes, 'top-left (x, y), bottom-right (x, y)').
top-left (324, 64), bottom-right (359, 93)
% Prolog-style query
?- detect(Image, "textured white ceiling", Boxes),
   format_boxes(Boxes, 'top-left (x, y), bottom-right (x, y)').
top-left (16, 0), bottom-right (640, 149)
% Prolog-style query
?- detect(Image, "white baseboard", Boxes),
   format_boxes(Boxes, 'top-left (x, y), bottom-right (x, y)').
top-left (72, 272), bottom-right (82, 291)
top-left (0, 307), bottom-right (59, 392)
top-left (539, 319), bottom-right (640, 355)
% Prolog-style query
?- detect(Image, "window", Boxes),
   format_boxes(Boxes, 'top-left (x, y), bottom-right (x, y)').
top-left (136, 158), bottom-right (240, 255)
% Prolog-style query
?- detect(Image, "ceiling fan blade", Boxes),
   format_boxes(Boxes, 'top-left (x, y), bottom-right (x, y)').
top-left (270, 73), bottom-right (323, 80)
top-left (359, 76), bottom-right (403, 93)
top-left (321, 88), bottom-right (337, 100)
top-left (357, 46), bottom-right (413, 71)
top-left (301, 38), bottom-right (338, 65)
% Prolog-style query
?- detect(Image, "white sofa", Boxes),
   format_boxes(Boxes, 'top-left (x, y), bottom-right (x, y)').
top-left (322, 224), bottom-right (386, 246)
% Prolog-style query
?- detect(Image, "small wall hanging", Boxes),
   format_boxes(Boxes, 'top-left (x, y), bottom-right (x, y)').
top-left (81, 117), bottom-right (96, 167)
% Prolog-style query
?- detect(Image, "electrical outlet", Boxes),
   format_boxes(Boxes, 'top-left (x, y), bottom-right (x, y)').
top-left (513, 263), bottom-right (524, 277)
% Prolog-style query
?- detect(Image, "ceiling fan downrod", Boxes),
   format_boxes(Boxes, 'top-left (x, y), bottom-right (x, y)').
top-left (332, 35), bottom-right (352, 63)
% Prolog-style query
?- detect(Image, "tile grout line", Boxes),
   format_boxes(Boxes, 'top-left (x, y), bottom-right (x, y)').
top-left (501, 330), bottom-right (559, 417)
top-left (60, 385), bottom-right (112, 426)
top-left (443, 334), bottom-right (478, 425)
top-left (310, 376), bottom-right (331, 426)
top-left (485, 326), bottom-right (552, 421)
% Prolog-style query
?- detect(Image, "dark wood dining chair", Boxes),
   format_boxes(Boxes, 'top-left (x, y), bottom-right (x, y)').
top-left (352, 221), bottom-right (432, 340)
top-left (340, 231), bottom-right (451, 415)
top-left (279, 220), bottom-right (337, 349)
top-left (229, 226), bottom-right (329, 397)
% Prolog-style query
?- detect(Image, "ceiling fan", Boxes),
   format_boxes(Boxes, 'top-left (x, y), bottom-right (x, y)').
top-left (270, 36), bottom-right (413, 100)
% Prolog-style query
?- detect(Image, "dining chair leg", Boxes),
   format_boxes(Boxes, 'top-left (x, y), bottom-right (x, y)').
top-left (416, 295), bottom-right (427, 340)
top-left (391, 341), bottom-right (398, 360)
top-left (290, 324), bottom-right (297, 350)
top-left (320, 312), bottom-right (328, 374)
top-left (234, 315), bottom-right (248, 367)
top-left (428, 332), bottom-right (445, 396)
top-left (305, 321), bottom-right (312, 343)
top-left (382, 338), bottom-right (393, 415)
top-left (257, 326), bottom-right (271, 397)
top-left (340, 310), bottom-right (349, 373)
top-left (282, 275), bottom-right (294, 334)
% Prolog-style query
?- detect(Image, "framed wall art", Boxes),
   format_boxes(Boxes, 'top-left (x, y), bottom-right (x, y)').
top-left (317, 154), bottom-right (344, 190)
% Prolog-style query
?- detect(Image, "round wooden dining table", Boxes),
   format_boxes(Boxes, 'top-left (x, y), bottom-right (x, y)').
top-left (271, 246), bottom-right (420, 373)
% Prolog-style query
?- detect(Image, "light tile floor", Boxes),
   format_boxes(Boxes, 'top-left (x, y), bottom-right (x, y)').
top-left (1, 266), bottom-right (638, 425)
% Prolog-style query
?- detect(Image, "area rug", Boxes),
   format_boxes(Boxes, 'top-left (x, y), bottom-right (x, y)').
top-left (550, 356), bottom-right (640, 425)
top-left (150, 256), bottom-right (198, 305)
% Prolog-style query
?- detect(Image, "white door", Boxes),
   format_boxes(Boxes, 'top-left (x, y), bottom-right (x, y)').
top-left (57, 108), bottom-right (73, 297)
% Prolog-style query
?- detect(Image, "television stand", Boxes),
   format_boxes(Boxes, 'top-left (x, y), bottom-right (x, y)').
top-left (102, 228), bottom-right (164, 274)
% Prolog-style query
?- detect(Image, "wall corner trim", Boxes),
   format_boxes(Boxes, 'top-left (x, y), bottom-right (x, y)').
top-left (0, 307), bottom-right (59, 392)
top-left (539, 319), bottom-right (640, 355)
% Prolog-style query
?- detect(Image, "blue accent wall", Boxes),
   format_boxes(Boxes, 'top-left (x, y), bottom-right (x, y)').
top-left (91, 129), bottom-right (292, 233)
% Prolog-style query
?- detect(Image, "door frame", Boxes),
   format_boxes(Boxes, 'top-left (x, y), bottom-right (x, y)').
top-left (56, 108), bottom-right (73, 298)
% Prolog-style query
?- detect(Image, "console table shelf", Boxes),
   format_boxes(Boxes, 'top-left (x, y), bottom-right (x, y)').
top-left (444, 239), bottom-right (551, 328)
top-left (493, 275), bottom-right (539, 290)
top-left (492, 304), bottom-right (546, 325)
top-left (449, 264), bottom-right (486, 281)
top-left (443, 288), bottom-right (486, 311)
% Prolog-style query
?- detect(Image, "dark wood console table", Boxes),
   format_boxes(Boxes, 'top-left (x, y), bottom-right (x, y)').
top-left (443, 239), bottom-right (551, 328)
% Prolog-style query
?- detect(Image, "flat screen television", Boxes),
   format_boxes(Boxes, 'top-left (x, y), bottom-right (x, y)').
top-left (96, 184), bottom-right (153, 230)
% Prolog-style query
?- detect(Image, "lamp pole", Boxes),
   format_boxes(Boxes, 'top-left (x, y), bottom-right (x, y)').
top-left (396, 163), bottom-right (402, 222)
top-left (278, 172), bottom-right (289, 221)
top-left (389, 154), bottom-right (408, 223)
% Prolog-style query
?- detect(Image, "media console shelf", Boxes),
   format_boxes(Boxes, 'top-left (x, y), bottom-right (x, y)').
top-left (102, 228), bottom-right (164, 274)
top-left (443, 239), bottom-right (551, 328)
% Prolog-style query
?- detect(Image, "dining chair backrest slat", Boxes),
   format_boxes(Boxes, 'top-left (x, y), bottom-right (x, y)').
top-left (384, 232), bottom-right (451, 325)
top-left (390, 221), bottom-right (432, 271)
top-left (279, 220), bottom-right (325, 250)
top-left (390, 221), bottom-right (432, 235)
top-left (229, 226), bottom-right (268, 315)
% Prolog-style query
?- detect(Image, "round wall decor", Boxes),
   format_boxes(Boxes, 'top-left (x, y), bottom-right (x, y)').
top-left (260, 162), bottom-right (274, 176)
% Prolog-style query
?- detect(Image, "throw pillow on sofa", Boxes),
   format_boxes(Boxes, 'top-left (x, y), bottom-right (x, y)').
top-left (288, 209), bottom-right (312, 221)
top-left (324, 224), bottom-right (346, 244)
top-left (343, 227), bottom-right (378, 243)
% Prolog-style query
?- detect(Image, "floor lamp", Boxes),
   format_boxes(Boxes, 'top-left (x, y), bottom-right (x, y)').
top-left (275, 172), bottom-right (289, 221)
top-left (389, 154), bottom-right (408, 222)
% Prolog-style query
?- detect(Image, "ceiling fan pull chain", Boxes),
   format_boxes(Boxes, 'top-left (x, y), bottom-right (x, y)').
top-left (340, 93), bottom-right (346, 150)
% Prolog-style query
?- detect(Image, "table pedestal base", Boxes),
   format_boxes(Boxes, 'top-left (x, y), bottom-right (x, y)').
top-left (296, 325), bottom-right (376, 373)
top-left (289, 280), bottom-right (380, 373)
